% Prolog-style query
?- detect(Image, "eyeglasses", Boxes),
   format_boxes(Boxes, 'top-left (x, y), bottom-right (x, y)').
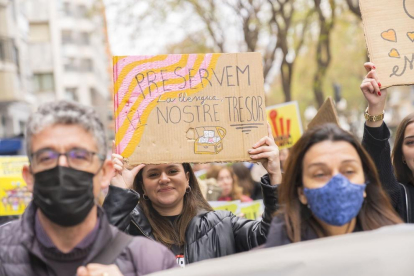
top-left (30, 148), bottom-right (105, 171)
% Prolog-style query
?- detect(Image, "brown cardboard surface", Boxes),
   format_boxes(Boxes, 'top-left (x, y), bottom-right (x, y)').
top-left (360, 0), bottom-right (414, 88)
top-left (113, 53), bottom-right (267, 165)
top-left (307, 97), bottom-right (339, 130)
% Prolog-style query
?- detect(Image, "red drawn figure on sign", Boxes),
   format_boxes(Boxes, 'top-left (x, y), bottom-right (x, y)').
top-left (269, 110), bottom-right (292, 147)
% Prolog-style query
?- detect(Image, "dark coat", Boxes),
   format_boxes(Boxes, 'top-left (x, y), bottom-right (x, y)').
top-left (362, 123), bottom-right (414, 222)
top-left (264, 216), bottom-right (318, 248)
top-left (0, 203), bottom-right (177, 276)
top-left (265, 215), bottom-right (363, 248)
top-left (103, 174), bottom-right (278, 264)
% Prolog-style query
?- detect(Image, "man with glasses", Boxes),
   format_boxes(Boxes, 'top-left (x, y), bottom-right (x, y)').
top-left (0, 101), bottom-right (177, 276)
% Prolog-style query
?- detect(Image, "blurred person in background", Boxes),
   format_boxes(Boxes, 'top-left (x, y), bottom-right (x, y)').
top-left (207, 166), bottom-right (252, 202)
top-left (265, 123), bottom-right (402, 248)
top-left (232, 163), bottom-right (263, 200)
top-left (360, 62), bottom-right (414, 222)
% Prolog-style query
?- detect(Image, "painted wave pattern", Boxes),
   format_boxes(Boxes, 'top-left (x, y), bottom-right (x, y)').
top-left (114, 53), bottom-right (221, 157)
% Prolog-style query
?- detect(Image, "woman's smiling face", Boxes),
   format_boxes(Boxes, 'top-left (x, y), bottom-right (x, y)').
top-left (141, 164), bottom-right (189, 211)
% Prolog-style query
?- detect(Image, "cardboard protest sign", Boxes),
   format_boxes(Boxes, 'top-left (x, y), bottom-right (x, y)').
top-left (360, 0), bottom-right (414, 88)
top-left (266, 101), bottom-right (303, 150)
top-left (307, 97), bottom-right (339, 130)
top-left (0, 156), bottom-right (31, 216)
top-left (113, 53), bottom-right (267, 165)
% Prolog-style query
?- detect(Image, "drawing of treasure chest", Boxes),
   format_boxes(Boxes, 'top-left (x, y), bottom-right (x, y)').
top-left (187, 126), bottom-right (227, 155)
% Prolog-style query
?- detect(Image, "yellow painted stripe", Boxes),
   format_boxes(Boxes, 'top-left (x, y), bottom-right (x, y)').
top-left (115, 54), bottom-right (205, 144)
top-left (120, 54), bottom-right (221, 157)
top-left (114, 55), bottom-right (188, 119)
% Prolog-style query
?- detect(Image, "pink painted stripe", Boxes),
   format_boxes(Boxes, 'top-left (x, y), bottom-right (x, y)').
top-left (113, 55), bottom-right (161, 83)
top-left (114, 55), bottom-right (183, 113)
top-left (116, 54), bottom-right (198, 128)
top-left (118, 54), bottom-right (214, 153)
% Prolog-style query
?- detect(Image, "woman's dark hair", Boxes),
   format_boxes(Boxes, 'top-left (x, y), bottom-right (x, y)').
top-left (133, 163), bottom-right (213, 248)
top-left (232, 163), bottom-right (255, 196)
top-left (392, 112), bottom-right (414, 185)
top-left (279, 123), bottom-right (402, 242)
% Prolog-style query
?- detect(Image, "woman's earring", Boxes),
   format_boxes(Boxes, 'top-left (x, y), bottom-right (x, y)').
top-left (186, 186), bottom-right (192, 194)
top-left (403, 160), bottom-right (407, 164)
top-left (142, 194), bottom-right (149, 200)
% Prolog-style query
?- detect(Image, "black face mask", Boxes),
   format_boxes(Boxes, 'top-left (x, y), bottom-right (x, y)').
top-left (33, 166), bottom-right (96, 227)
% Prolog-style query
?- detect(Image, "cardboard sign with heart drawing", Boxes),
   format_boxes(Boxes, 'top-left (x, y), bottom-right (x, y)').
top-left (113, 53), bottom-right (267, 165)
top-left (360, 0), bottom-right (414, 88)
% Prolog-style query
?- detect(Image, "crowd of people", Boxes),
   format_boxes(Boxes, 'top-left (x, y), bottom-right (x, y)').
top-left (0, 62), bottom-right (413, 275)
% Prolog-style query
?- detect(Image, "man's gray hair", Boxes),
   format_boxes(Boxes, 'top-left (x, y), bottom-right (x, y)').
top-left (26, 100), bottom-right (107, 158)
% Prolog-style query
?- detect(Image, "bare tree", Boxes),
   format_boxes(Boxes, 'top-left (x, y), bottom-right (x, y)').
top-left (187, 0), bottom-right (226, 52)
top-left (107, 0), bottom-right (314, 102)
top-left (313, 0), bottom-right (336, 107)
top-left (345, 0), bottom-right (361, 17)
top-left (268, 0), bottom-right (313, 102)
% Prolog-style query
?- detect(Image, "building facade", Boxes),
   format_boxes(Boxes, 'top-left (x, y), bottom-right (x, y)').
top-left (0, 0), bottom-right (33, 144)
top-left (0, 0), bottom-right (113, 153)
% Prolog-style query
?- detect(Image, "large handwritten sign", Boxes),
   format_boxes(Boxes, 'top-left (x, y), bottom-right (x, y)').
top-left (113, 53), bottom-right (267, 165)
top-left (0, 156), bottom-right (31, 216)
top-left (266, 101), bottom-right (303, 150)
top-left (360, 0), bottom-right (414, 88)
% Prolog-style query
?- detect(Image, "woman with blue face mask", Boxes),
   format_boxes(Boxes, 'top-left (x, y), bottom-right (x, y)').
top-left (265, 123), bottom-right (402, 247)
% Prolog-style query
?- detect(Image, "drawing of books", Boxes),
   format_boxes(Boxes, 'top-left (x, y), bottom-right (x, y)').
top-left (187, 126), bottom-right (227, 155)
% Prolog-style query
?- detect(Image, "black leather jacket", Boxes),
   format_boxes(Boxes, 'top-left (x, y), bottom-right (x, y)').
top-left (103, 174), bottom-right (278, 264)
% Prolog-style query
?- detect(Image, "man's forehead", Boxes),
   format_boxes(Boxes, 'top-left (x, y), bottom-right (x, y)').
top-left (31, 124), bottom-right (99, 152)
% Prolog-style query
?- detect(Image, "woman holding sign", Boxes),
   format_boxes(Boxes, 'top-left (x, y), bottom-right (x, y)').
top-left (265, 123), bottom-right (402, 248)
top-left (360, 62), bottom-right (414, 222)
top-left (103, 125), bottom-right (281, 266)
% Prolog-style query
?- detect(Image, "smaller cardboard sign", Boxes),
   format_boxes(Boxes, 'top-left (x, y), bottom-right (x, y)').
top-left (266, 101), bottom-right (303, 150)
top-left (307, 97), bottom-right (339, 130)
top-left (0, 156), bottom-right (30, 216)
top-left (113, 53), bottom-right (267, 165)
top-left (360, 0), bottom-right (414, 88)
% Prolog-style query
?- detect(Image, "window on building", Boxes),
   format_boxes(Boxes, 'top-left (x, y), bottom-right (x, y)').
top-left (33, 73), bottom-right (54, 92)
top-left (0, 41), bottom-right (4, 61)
top-left (62, 30), bottom-right (73, 44)
top-left (29, 23), bottom-right (50, 43)
top-left (63, 2), bottom-right (72, 16)
top-left (13, 45), bottom-right (20, 75)
top-left (80, 58), bottom-right (93, 72)
top-left (79, 32), bottom-right (90, 45)
top-left (18, 121), bottom-right (25, 135)
top-left (0, 38), bottom-right (13, 62)
top-left (64, 57), bottom-right (77, 71)
top-left (65, 88), bottom-right (78, 102)
top-left (77, 5), bottom-right (87, 18)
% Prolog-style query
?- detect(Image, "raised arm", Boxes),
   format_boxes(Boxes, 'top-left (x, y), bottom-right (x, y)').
top-left (360, 62), bottom-right (406, 220)
top-left (103, 142), bottom-right (144, 230)
top-left (230, 124), bottom-right (280, 251)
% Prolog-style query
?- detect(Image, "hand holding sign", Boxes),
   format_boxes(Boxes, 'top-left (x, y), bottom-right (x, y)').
top-left (248, 123), bottom-right (282, 185)
top-left (360, 62), bottom-right (388, 128)
top-left (111, 141), bottom-right (145, 190)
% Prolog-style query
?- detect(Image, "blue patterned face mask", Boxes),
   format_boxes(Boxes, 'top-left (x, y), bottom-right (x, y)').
top-left (304, 174), bottom-right (366, 226)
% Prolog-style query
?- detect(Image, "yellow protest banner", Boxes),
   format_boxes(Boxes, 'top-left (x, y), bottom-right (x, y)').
top-left (0, 156), bottom-right (31, 216)
top-left (266, 101), bottom-right (303, 150)
top-left (209, 200), bottom-right (264, 220)
top-left (240, 202), bottom-right (261, 220)
top-left (211, 202), bottom-right (238, 214)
